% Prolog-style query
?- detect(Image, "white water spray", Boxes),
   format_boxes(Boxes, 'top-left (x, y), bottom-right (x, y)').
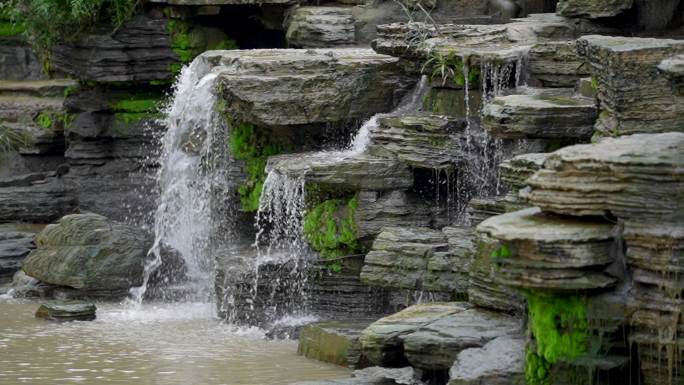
top-left (130, 59), bottom-right (224, 304)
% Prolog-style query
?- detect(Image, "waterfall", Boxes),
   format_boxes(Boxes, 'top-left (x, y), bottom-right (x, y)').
top-left (221, 77), bottom-right (431, 324)
top-left (130, 59), bottom-right (224, 304)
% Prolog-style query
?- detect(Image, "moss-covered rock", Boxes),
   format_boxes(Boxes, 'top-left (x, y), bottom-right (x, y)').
top-left (298, 321), bottom-right (370, 368)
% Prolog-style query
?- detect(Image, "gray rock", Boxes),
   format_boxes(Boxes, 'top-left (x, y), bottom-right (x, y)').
top-left (0, 173), bottom-right (77, 223)
top-left (477, 207), bottom-right (617, 291)
top-left (659, 54), bottom-right (684, 94)
top-left (499, 152), bottom-right (549, 191)
top-left (359, 302), bottom-right (471, 366)
top-left (22, 213), bottom-right (147, 291)
top-left (528, 40), bottom-right (591, 87)
top-left (526, 133), bottom-right (684, 221)
top-left (35, 302), bottom-right (96, 322)
top-left (360, 227), bottom-right (457, 292)
top-left (482, 88), bottom-right (597, 140)
top-left (447, 335), bottom-right (525, 385)
top-left (286, 7), bottom-right (356, 48)
top-left (356, 191), bottom-right (433, 241)
top-left (425, 226), bottom-right (475, 294)
top-left (0, 224), bottom-right (44, 284)
top-left (359, 302), bottom-right (520, 371)
top-left (577, 35), bottom-right (684, 136)
top-left (368, 114), bottom-right (466, 170)
top-left (207, 48), bottom-right (414, 127)
top-left (267, 152), bottom-right (413, 191)
top-left (291, 366), bottom-right (422, 385)
top-left (298, 320), bottom-right (371, 368)
top-left (0, 37), bottom-right (45, 81)
top-left (467, 232), bottom-right (524, 313)
top-left (556, 0), bottom-right (633, 19)
top-left (402, 308), bottom-right (520, 370)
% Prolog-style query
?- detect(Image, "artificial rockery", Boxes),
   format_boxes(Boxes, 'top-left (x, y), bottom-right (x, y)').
top-left (0, 0), bottom-right (683, 384)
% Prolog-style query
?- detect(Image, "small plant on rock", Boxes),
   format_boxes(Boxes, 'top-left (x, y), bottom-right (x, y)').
top-left (421, 50), bottom-right (480, 87)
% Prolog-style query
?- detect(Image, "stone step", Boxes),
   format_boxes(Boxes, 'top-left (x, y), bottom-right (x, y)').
top-left (0, 95), bottom-right (65, 123)
top-left (0, 79), bottom-right (77, 98)
top-left (481, 87), bottom-right (597, 140)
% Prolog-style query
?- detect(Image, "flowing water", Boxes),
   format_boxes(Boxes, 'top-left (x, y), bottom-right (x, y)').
top-left (131, 59), bottom-right (226, 304)
top-left (0, 300), bottom-right (350, 385)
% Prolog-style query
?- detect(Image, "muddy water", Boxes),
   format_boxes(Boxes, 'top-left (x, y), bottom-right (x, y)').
top-left (0, 300), bottom-right (350, 385)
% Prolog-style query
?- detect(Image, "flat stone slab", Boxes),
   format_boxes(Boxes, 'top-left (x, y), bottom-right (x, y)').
top-left (298, 321), bottom-right (371, 367)
top-left (359, 302), bottom-right (520, 371)
top-left (499, 152), bottom-right (549, 191)
top-left (556, 0), bottom-right (633, 19)
top-left (482, 88), bottom-right (597, 140)
top-left (266, 152), bottom-right (413, 191)
top-left (35, 302), bottom-right (96, 322)
top-left (448, 335), bottom-right (525, 385)
top-left (203, 48), bottom-right (413, 126)
top-left (528, 40), bottom-right (590, 87)
top-left (527, 132), bottom-right (684, 221)
top-left (477, 207), bottom-right (617, 291)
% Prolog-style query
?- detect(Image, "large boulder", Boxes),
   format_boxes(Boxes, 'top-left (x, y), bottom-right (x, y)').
top-left (21, 213), bottom-right (147, 292)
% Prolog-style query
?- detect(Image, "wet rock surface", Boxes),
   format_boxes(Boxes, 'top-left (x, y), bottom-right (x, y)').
top-left (35, 302), bottom-right (97, 322)
top-left (298, 320), bottom-right (371, 368)
top-left (21, 213), bottom-right (147, 292)
top-left (447, 335), bottom-right (525, 385)
top-left (0, 224), bottom-right (44, 284)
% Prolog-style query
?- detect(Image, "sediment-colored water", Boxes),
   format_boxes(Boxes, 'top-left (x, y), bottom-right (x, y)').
top-left (0, 300), bottom-right (350, 385)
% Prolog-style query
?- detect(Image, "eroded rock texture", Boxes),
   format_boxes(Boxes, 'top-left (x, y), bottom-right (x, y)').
top-left (577, 35), bottom-right (684, 136)
top-left (22, 213), bottom-right (146, 293)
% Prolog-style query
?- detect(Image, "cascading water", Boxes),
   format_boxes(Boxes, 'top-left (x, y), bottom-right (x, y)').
top-left (218, 77), bottom-right (431, 325)
top-left (130, 59), bottom-right (225, 304)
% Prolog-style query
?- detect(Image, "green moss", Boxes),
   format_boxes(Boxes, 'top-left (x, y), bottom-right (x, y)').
top-left (114, 112), bottom-right (160, 124)
top-left (528, 292), bottom-right (588, 362)
top-left (525, 347), bottom-right (551, 385)
top-left (229, 120), bottom-right (282, 212)
top-left (63, 85), bottom-right (78, 98)
top-left (0, 21), bottom-right (24, 37)
top-left (166, 19), bottom-right (238, 74)
top-left (590, 76), bottom-right (599, 92)
top-left (112, 97), bottom-right (158, 113)
top-left (35, 112), bottom-right (54, 129)
top-left (303, 195), bottom-right (359, 269)
top-left (490, 244), bottom-right (512, 259)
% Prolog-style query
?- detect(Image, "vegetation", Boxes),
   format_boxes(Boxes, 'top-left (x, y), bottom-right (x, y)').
top-left (303, 195), bottom-right (359, 272)
top-left (112, 92), bottom-right (161, 124)
top-left (0, 124), bottom-right (31, 153)
top-left (167, 20), bottom-right (237, 74)
top-left (525, 291), bottom-right (589, 385)
top-left (2, 0), bottom-right (139, 68)
top-left (229, 121), bottom-right (282, 212)
top-left (422, 51), bottom-right (480, 88)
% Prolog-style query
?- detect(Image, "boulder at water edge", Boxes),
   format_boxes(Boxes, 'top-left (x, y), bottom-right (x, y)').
top-left (35, 302), bottom-right (96, 322)
top-left (22, 213), bottom-right (147, 292)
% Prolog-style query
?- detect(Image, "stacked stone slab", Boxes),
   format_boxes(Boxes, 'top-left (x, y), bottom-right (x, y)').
top-left (482, 87), bottom-right (597, 140)
top-left (286, 7), bottom-right (356, 48)
top-left (495, 132), bottom-right (684, 385)
top-left (577, 36), bottom-right (684, 136)
top-left (527, 40), bottom-right (591, 87)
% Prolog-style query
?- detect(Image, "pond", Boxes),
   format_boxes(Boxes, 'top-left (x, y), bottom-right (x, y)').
top-left (0, 300), bottom-right (350, 385)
